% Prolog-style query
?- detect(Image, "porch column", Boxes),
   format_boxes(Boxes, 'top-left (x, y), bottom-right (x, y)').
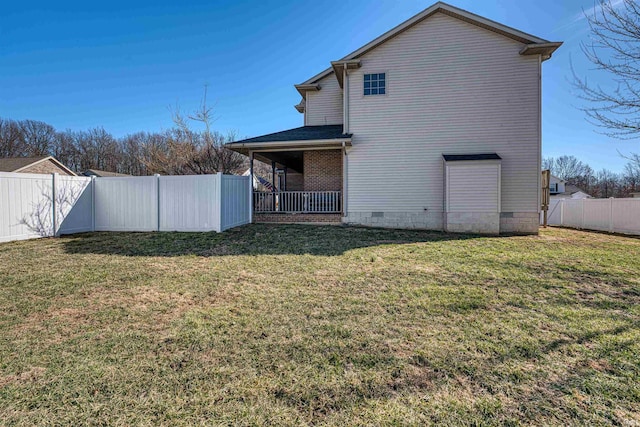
top-left (271, 161), bottom-right (277, 212)
top-left (283, 167), bottom-right (287, 191)
top-left (249, 151), bottom-right (254, 223)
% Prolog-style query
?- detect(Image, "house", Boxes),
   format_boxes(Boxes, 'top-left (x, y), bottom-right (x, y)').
top-left (549, 175), bottom-right (592, 200)
top-left (0, 156), bottom-right (76, 176)
top-left (227, 2), bottom-right (561, 234)
top-left (82, 169), bottom-right (130, 177)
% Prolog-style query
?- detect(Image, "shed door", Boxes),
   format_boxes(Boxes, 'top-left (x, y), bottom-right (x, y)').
top-left (446, 162), bottom-right (501, 213)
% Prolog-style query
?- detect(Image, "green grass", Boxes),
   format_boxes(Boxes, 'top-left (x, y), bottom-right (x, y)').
top-left (0, 225), bottom-right (639, 426)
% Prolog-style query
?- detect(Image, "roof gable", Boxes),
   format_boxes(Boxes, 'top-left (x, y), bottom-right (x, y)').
top-left (301, 1), bottom-right (559, 85)
top-left (0, 156), bottom-right (47, 172)
top-left (0, 156), bottom-right (76, 176)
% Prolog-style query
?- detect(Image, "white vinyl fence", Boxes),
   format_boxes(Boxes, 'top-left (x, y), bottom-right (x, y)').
top-left (0, 172), bottom-right (250, 243)
top-left (542, 198), bottom-right (640, 235)
top-left (0, 172), bottom-right (93, 242)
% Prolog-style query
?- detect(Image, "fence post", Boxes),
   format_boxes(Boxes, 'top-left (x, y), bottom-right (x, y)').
top-left (560, 199), bottom-right (564, 226)
top-left (91, 175), bottom-right (96, 232)
top-left (52, 173), bottom-right (58, 237)
top-left (248, 175), bottom-right (253, 224)
top-left (216, 172), bottom-right (223, 232)
top-left (609, 197), bottom-right (614, 233)
top-left (581, 199), bottom-right (585, 229)
top-left (155, 174), bottom-right (160, 232)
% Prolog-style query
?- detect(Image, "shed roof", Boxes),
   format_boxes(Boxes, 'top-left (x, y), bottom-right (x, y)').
top-left (443, 153), bottom-right (501, 162)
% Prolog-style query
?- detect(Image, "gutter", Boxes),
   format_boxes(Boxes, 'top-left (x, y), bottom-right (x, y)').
top-left (520, 42), bottom-right (563, 61)
top-left (227, 138), bottom-right (352, 153)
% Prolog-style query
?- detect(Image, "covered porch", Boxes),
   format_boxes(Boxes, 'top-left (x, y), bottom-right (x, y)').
top-left (226, 125), bottom-right (351, 221)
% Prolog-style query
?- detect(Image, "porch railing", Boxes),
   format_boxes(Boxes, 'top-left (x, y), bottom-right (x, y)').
top-left (253, 191), bottom-right (341, 213)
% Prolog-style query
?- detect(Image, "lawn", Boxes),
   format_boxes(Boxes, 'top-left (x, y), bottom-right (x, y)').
top-left (0, 225), bottom-right (639, 426)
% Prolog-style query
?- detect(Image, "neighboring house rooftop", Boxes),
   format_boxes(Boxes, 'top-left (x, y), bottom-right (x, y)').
top-left (565, 184), bottom-right (590, 196)
top-left (0, 156), bottom-right (48, 172)
top-left (82, 169), bottom-right (130, 177)
top-left (0, 156), bottom-right (76, 176)
top-left (551, 183), bottom-right (592, 199)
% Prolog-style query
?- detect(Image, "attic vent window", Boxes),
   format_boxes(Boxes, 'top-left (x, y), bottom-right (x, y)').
top-left (364, 73), bottom-right (385, 95)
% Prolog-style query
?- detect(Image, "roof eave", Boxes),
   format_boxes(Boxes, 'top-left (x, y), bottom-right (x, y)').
top-left (519, 42), bottom-right (563, 61)
top-left (227, 138), bottom-right (352, 154)
top-left (294, 84), bottom-right (320, 99)
top-left (331, 60), bottom-right (362, 87)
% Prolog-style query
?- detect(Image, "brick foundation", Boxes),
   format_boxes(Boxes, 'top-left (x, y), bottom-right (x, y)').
top-left (254, 213), bottom-right (342, 224)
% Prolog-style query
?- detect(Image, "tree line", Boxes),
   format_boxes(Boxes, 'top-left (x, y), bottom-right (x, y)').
top-left (543, 154), bottom-right (640, 198)
top-left (0, 115), bottom-right (246, 176)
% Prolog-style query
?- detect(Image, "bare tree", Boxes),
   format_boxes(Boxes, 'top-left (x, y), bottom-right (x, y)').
top-left (74, 128), bottom-right (121, 172)
top-left (140, 128), bottom-right (199, 175)
top-left (622, 153), bottom-right (640, 192)
top-left (171, 86), bottom-right (246, 175)
top-left (594, 168), bottom-right (620, 197)
top-left (0, 118), bottom-right (25, 157)
top-left (0, 95), bottom-right (247, 177)
top-left (19, 119), bottom-right (56, 156)
top-left (543, 155), bottom-right (593, 183)
top-left (52, 131), bottom-right (79, 170)
top-left (573, 0), bottom-right (640, 137)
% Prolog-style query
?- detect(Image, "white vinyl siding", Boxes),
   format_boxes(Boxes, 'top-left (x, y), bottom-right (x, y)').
top-left (346, 12), bottom-right (540, 214)
top-left (306, 75), bottom-right (343, 126)
top-left (446, 162), bottom-right (500, 212)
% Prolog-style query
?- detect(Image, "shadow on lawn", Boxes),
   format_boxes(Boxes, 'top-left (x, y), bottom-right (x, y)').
top-left (61, 223), bottom-right (498, 257)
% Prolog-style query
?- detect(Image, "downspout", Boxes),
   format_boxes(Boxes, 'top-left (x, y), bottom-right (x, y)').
top-left (343, 66), bottom-right (349, 134)
top-left (342, 141), bottom-right (348, 218)
top-left (537, 54), bottom-right (542, 216)
top-left (342, 65), bottom-right (350, 219)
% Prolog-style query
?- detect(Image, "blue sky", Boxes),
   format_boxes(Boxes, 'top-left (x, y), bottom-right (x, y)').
top-left (1, 0), bottom-right (639, 171)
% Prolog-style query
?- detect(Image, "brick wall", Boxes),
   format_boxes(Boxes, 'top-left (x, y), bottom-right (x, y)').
top-left (286, 172), bottom-right (304, 191)
top-left (303, 150), bottom-right (342, 191)
top-left (20, 159), bottom-right (74, 176)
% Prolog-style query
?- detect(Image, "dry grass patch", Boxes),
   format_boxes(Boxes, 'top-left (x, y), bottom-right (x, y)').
top-left (0, 225), bottom-right (639, 426)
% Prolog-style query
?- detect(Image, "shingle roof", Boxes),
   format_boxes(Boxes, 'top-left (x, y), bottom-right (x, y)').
top-left (0, 156), bottom-right (50, 172)
top-left (82, 169), bottom-right (130, 177)
top-left (229, 125), bottom-right (351, 145)
top-left (563, 184), bottom-right (591, 197)
top-left (442, 153), bottom-right (501, 161)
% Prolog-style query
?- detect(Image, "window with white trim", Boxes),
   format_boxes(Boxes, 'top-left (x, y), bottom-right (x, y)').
top-left (364, 73), bottom-right (385, 95)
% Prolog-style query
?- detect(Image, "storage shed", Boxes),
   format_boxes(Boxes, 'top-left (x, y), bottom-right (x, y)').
top-left (444, 154), bottom-right (501, 234)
